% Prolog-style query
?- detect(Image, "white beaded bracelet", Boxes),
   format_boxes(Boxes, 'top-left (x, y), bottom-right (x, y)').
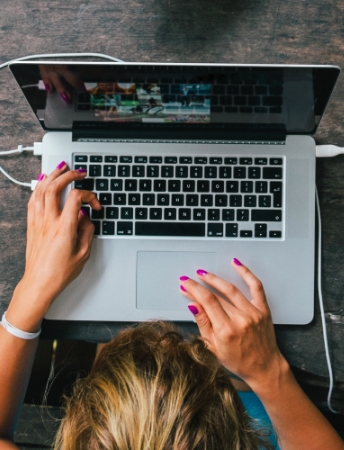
top-left (0, 311), bottom-right (41, 340)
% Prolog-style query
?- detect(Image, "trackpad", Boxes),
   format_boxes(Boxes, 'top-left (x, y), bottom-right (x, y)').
top-left (136, 251), bottom-right (217, 310)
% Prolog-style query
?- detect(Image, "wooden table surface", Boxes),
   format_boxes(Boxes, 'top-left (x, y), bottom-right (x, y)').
top-left (0, 0), bottom-right (344, 392)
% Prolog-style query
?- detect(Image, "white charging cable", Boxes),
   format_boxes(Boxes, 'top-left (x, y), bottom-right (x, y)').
top-left (316, 145), bottom-right (344, 157)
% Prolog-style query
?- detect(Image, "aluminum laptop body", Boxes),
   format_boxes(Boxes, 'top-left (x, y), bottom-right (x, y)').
top-left (9, 62), bottom-right (340, 324)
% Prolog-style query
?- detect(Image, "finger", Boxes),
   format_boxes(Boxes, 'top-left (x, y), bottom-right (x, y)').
top-left (47, 65), bottom-right (71, 103)
top-left (195, 269), bottom-right (253, 313)
top-left (75, 212), bottom-right (95, 260)
top-left (179, 276), bottom-right (233, 333)
top-left (231, 258), bottom-right (270, 314)
top-left (61, 188), bottom-right (102, 229)
top-left (39, 65), bottom-right (54, 93)
top-left (58, 65), bottom-right (86, 90)
top-left (186, 301), bottom-right (217, 348)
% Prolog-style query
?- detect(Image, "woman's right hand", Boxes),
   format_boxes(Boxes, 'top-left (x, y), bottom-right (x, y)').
top-left (179, 260), bottom-right (288, 391)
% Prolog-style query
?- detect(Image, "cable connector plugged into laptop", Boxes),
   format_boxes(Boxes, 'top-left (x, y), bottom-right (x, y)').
top-left (33, 141), bottom-right (43, 156)
top-left (316, 145), bottom-right (344, 157)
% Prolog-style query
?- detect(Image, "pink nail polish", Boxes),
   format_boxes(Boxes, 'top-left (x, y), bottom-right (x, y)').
top-left (180, 285), bottom-right (187, 292)
top-left (196, 269), bottom-right (207, 276)
top-left (233, 258), bottom-right (242, 266)
top-left (77, 168), bottom-right (87, 173)
top-left (179, 276), bottom-right (189, 281)
top-left (56, 161), bottom-right (66, 169)
top-left (80, 208), bottom-right (89, 217)
top-left (44, 83), bottom-right (51, 92)
top-left (37, 173), bottom-right (44, 181)
top-left (188, 305), bottom-right (199, 315)
top-left (60, 92), bottom-right (70, 103)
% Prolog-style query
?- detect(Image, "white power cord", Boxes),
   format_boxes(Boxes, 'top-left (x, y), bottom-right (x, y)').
top-left (316, 145), bottom-right (344, 157)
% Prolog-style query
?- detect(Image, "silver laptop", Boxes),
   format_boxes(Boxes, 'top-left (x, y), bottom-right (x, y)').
top-left (10, 62), bottom-right (340, 324)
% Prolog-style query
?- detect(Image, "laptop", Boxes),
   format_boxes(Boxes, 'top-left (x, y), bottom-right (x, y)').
top-left (9, 62), bottom-right (340, 324)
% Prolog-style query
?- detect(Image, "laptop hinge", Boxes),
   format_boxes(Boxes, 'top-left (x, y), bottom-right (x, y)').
top-left (72, 122), bottom-right (286, 144)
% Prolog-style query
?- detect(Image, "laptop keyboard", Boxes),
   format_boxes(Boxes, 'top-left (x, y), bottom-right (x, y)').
top-left (74, 154), bottom-right (283, 239)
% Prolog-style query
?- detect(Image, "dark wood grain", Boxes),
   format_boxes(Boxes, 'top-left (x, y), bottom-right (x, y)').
top-left (1, 0), bottom-right (344, 398)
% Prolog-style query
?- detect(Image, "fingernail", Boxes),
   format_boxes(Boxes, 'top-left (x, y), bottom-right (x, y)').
top-left (56, 161), bottom-right (66, 169)
top-left (196, 269), bottom-right (207, 276)
top-left (77, 168), bottom-right (87, 173)
top-left (180, 285), bottom-right (187, 292)
top-left (60, 92), bottom-right (70, 103)
top-left (179, 276), bottom-right (189, 281)
top-left (188, 305), bottom-right (199, 315)
top-left (80, 208), bottom-right (89, 217)
top-left (233, 258), bottom-right (242, 266)
top-left (37, 173), bottom-right (44, 181)
top-left (45, 83), bottom-right (51, 92)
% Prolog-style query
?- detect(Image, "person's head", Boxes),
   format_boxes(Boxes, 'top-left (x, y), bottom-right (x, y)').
top-left (54, 321), bottom-right (273, 450)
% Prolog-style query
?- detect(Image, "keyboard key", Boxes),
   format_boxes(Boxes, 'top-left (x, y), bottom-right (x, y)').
top-left (179, 157), bottom-right (192, 164)
top-left (74, 155), bottom-right (88, 162)
top-left (106, 207), bottom-right (119, 219)
top-left (269, 230), bottom-right (282, 238)
top-left (234, 167), bottom-right (246, 178)
top-left (183, 180), bottom-right (195, 192)
top-left (263, 167), bottom-right (282, 179)
top-left (165, 156), bottom-right (177, 164)
top-left (179, 209), bottom-right (191, 220)
top-left (104, 165), bottom-right (116, 177)
top-left (168, 180), bottom-right (181, 192)
top-left (125, 180), bottom-right (137, 191)
top-left (75, 179), bottom-right (94, 191)
top-left (255, 158), bottom-right (268, 165)
top-left (208, 209), bottom-right (220, 221)
top-left (194, 157), bottom-right (207, 164)
top-left (224, 157), bottom-right (237, 164)
top-left (110, 179), bottom-right (123, 191)
top-left (135, 208), bottom-right (148, 220)
top-left (157, 194), bottom-right (170, 205)
top-left (117, 222), bottom-right (133, 235)
top-left (226, 181), bottom-right (239, 193)
top-left (230, 195), bottom-right (242, 207)
top-left (105, 155), bottom-right (118, 163)
top-left (255, 223), bottom-right (267, 238)
top-left (135, 222), bottom-right (205, 237)
top-left (121, 207), bottom-right (133, 219)
top-left (118, 165), bottom-right (130, 177)
top-left (96, 179), bottom-right (109, 191)
top-left (90, 165), bottom-right (101, 177)
top-left (102, 221), bottom-right (115, 235)
top-left (139, 180), bottom-right (152, 191)
top-left (190, 166), bottom-right (203, 178)
top-left (114, 193), bottom-right (126, 205)
top-left (90, 155), bottom-right (103, 162)
top-left (143, 194), bottom-right (155, 205)
top-left (259, 195), bottom-right (271, 207)
top-left (270, 182), bottom-right (282, 207)
top-left (197, 180), bottom-right (209, 192)
top-left (244, 195), bottom-right (257, 207)
top-left (186, 194), bottom-right (198, 206)
top-left (219, 167), bottom-right (231, 178)
top-left (74, 164), bottom-right (87, 171)
top-left (134, 156), bottom-right (147, 163)
top-left (222, 209), bottom-right (235, 221)
top-left (193, 209), bottom-right (206, 220)
top-left (120, 156), bottom-right (132, 163)
top-left (147, 166), bottom-right (159, 177)
top-left (207, 223), bottom-right (223, 237)
top-left (176, 166), bottom-right (188, 178)
top-left (149, 156), bottom-right (163, 163)
top-left (201, 195), bottom-right (213, 207)
top-left (154, 180), bottom-right (166, 192)
top-left (255, 181), bottom-right (268, 193)
top-left (161, 166), bottom-right (174, 177)
top-left (237, 209), bottom-right (249, 221)
top-left (251, 210), bottom-right (282, 221)
top-left (150, 208), bottom-right (163, 220)
top-left (99, 193), bottom-right (112, 205)
top-left (248, 167), bottom-right (261, 179)
top-left (171, 194), bottom-right (184, 206)
top-left (240, 230), bottom-right (253, 237)
top-left (209, 157), bottom-right (223, 164)
top-left (205, 166), bottom-right (217, 178)
top-left (128, 193), bottom-right (141, 205)
top-left (164, 208), bottom-right (177, 220)
top-left (132, 166), bottom-right (145, 177)
top-left (225, 223), bottom-right (238, 237)
top-left (239, 158), bottom-right (252, 165)
top-left (212, 181), bottom-right (224, 192)
top-left (92, 209), bottom-right (104, 219)
top-left (241, 181), bottom-right (253, 193)
top-left (215, 195), bottom-right (227, 207)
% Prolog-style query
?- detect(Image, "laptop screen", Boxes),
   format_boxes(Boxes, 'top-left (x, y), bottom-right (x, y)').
top-left (9, 62), bottom-right (339, 137)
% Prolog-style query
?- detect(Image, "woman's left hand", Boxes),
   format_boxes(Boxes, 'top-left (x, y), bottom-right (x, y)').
top-left (6, 162), bottom-right (101, 332)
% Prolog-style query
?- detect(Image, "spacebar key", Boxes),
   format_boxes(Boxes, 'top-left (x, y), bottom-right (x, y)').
top-left (135, 222), bottom-right (205, 236)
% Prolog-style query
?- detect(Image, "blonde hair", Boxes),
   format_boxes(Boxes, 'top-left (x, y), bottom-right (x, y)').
top-left (53, 321), bottom-right (273, 450)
